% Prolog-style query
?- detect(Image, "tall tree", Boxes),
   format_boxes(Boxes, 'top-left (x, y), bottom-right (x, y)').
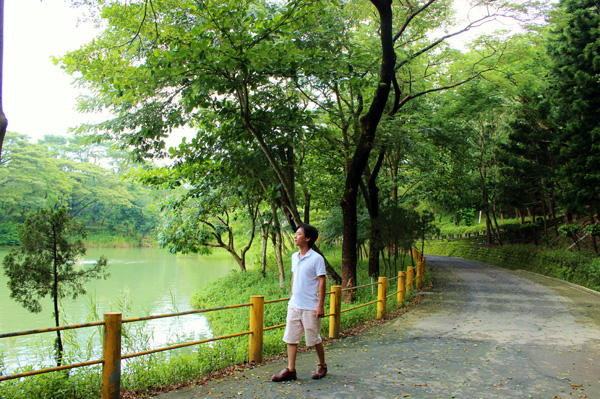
top-left (547, 0), bottom-right (600, 220)
top-left (336, 0), bottom-right (538, 297)
top-left (59, 0), bottom-right (343, 281)
top-left (2, 208), bottom-right (108, 366)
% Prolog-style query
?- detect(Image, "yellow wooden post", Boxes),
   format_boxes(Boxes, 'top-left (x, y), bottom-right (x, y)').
top-left (411, 248), bottom-right (418, 262)
top-left (249, 295), bottom-right (264, 363)
top-left (416, 260), bottom-right (424, 289)
top-left (102, 312), bottom-right (122, 399)
top-left (377, 277), bottom-right (387, 320)
top-left (397, 271), bottom-right (406, 305)
top-left (329, 286), bottom-right (342, 339)
top-left (407, 266), bottom-right (414, 292)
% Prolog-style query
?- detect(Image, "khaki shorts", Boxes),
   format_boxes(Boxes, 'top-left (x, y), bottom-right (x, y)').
top-left (282, 306), bottom-right (323, 347)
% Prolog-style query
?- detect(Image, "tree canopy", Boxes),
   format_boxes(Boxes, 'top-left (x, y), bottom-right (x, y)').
top-left (0, 134), bottom-right (161, 246)
top-left (48, 0), bottom-right (600, 293)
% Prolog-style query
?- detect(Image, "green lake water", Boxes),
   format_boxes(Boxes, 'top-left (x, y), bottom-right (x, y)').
top-left (0, 247), bottom-right (237, 372)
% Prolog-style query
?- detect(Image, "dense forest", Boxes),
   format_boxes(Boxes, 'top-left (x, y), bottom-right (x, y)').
top-left (0, 134), bottom-right (161, 246)
top-left (2, 0), bottom-right (599, 291)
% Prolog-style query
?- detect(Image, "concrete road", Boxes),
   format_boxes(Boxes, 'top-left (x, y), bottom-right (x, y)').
top-left (152, 256), bottom-right (600, 399)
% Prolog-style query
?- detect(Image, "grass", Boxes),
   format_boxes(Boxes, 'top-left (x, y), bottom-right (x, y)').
top-left (433, 215), bottom-right (527, 237)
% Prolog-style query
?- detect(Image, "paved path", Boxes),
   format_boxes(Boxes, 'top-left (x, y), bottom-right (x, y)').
top-left (153, 256), bottom-right (600, 398)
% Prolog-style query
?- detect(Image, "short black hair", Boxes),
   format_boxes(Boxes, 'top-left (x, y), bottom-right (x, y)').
top-left (298, 223), bottom-right (318, 248)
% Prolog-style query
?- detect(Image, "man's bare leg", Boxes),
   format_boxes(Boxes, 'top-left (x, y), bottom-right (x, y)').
top-left (287, 343), bottom-right (298, 371)
top-left (314, 342), bottom-right (325, 365)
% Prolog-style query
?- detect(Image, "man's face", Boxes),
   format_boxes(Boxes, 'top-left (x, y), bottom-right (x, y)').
top-left (294, 227), bottom-right (310, 247)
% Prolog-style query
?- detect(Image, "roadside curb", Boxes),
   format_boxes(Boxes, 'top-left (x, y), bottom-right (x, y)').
top-left (515, 269), bottom-right (600, 297)
top-left (426, 254), bottom-right (600, 298)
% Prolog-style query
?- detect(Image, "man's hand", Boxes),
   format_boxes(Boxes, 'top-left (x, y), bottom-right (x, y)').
top-left (316, 305), bottom-right (325, 318)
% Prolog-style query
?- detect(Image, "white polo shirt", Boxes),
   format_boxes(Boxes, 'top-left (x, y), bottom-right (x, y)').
top-left (289, 248), bottom-right (326, 310)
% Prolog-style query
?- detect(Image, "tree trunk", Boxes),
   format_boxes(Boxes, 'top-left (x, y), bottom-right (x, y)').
top-left (368, 233), bottom-right (383, 278)
top-left (270, 203), bottom-right (285, 288)
top-left (484, 209), bottom-right (493, 245)
top-left (518, 208), bottom-right (525, 224)
top-left (304, 190), bottom-right (311, 224)
top-left (491, 205), bottom-right (503, 246)
top-left (549, 186), bottom-right (559, 236)
top-left (0, 0), bottom-right (6, 164)
top-left (260, 223), bottom-right (269, 277)
top-left (365, 150), bottom-right (385, 278)
top-left (230, 250), bottom-right (247, 272)
top-left (340, 0), bottom-right (394, 302)
top-left (590, 210), bottom-right (598, 254)
top-left (101, 204), bottom-right (114, 226)
top-left (527, 207), bottom-right (535, 224)
top-left (52, 224), bottom-right (64, 367)
top-left (340, 191), bottom-right (358, 302)
top-left (283, 230), bottom-right (292, 251)
top-left (381, 249), bottom-right (389, 277)
top-left (480, 162), bottom-right (493, 245)
top-left (539, 182), bottom-right (549, 236)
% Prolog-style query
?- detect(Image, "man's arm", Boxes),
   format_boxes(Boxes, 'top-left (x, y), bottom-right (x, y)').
top-left (316, 275), bottom-right (326, 318)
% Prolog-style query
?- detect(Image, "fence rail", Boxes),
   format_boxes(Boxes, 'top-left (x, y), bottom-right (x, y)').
top-left (0, 254), bottom-right (427, 399)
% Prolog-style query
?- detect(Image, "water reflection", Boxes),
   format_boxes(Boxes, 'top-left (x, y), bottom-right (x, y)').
top-left (0, 247), bottom-right (237, 372)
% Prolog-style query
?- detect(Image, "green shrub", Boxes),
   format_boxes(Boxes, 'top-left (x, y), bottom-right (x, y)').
top-left (83, 232), bottom-right (157, 248)
top-left (584, 224), bottom-right (600, 237)
top-left (0, 223), bottom-right (19, 246)
top-left (0, 367), bottom-right (101, 399)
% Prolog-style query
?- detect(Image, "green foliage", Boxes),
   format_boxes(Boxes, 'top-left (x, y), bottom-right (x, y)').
top-left (2, 208), bottom-right (109, 314)
top-left (377, 205), bottom-right (421, 250)
top-left (120, 344), bottom-right (247, 392)
top-left (584, 224), bottom-right (600, 237)
top-left (498, 222), bottom-right (540, 242)
top-left (191, 268), bottom-right (290, 358)
top-left (0, 222), bottom-right (19, 246)
top-left (547, 0), bottom-right (600, 213)
top-left (0, 134), bottom-right (161, 246)
top-left (318, 207), bottom-right (370, 246)
top-left (559, 224), bottom-right (580, 239)
top-left (84, 231), bottom-right (157, 248)
top-left (155, 179), bottom-right (261, 271)
top-left (0, 367), bottom-right (101, 399)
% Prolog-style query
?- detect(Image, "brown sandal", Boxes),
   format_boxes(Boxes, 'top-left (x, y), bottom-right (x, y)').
top-left (311, 364), bottom-right (327, 379)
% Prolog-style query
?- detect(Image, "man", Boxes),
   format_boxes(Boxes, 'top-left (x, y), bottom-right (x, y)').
top-left (271, 223), bottom-right (328, 381)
